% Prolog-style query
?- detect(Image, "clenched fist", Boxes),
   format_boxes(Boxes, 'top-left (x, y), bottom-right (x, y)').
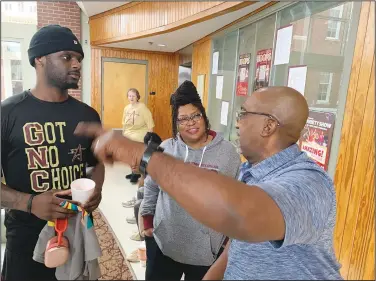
top-left (74, 122), bottom-right (145, 168)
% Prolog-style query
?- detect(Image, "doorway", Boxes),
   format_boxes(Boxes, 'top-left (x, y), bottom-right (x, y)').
top-left (101, 58), bottom-right (148, 129)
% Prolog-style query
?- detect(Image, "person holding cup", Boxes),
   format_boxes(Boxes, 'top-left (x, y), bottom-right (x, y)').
top-left (70, 178), bottom-right (97, 205)
top-left (1, 25), bottom-right (105, 281)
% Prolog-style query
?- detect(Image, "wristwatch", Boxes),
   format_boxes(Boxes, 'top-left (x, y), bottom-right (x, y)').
top-left (139, 141), bottom-right (164, 177)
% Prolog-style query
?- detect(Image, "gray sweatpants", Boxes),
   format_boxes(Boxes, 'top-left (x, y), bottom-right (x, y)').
top-left (135, 186), bottom-right (145, 237)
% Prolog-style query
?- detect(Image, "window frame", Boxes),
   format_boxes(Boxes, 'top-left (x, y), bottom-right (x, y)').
top-left (317, 72), bottom-right (333, 104)
top-left (326, 5), bottom-right (344, 40)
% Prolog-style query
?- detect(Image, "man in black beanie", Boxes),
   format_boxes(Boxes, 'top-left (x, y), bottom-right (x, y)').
top-left (1, 25), bottom-right (105, 281)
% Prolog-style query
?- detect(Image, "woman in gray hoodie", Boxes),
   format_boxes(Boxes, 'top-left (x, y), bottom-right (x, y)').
top-left (140, 81), bottom-right (241, 280)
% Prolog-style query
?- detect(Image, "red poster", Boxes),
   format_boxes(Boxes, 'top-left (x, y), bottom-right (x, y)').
top-left (298, 110), bottom-right (336, 171)
top-left (254, 49), bottom-right (272, 91)
top-left (236, 53), bottom-right (251, 96)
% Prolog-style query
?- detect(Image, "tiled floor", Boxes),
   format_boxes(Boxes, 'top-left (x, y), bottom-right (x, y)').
top-left (98, 163), bottom-right (146, 280)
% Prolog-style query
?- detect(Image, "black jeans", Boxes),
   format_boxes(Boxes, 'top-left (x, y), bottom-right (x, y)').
top-left (144, 236), bottom-right (213, 281)
top-left (2, 248), bottom-right (57, 281)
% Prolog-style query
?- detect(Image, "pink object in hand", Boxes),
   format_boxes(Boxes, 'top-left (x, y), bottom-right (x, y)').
top-left (45, 218), bottom-right (70, 268)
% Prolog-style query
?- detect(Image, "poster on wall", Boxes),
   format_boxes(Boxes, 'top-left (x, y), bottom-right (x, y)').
top-left (212, 51), bottom-right (219, 74)
top-left (287, 65), bottom-right (307, 96)
top-left (220, 101), bottom-right (229, 126)
top-left (216, 75), bottom-right (224, 99)
top-left (197, 74), bottom-right (205, 100)
top-left (274, 24), bottom-right (293, 65)
top-left (254, 48), bottom-right (273, 91)
top-left (298, 110), bottom-right (336, 171)
top-left (236, 53), bottom-right (251, 96)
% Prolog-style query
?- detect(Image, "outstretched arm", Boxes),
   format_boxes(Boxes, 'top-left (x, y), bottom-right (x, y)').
top-left (74, 123), bottom-right (285, 243)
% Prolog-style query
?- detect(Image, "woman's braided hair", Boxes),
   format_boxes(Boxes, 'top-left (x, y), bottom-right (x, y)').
top-left (170, 80), bottom-right (210, 139)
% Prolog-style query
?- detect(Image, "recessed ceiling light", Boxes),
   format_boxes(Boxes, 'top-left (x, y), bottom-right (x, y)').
top-left (157, 44), bottom-right (166, 47)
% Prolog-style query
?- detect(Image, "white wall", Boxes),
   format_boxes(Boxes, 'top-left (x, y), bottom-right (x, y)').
top-left (80, 11), bottom-right (91, 106)
top-left (1, 22), bottom-right (37, 93)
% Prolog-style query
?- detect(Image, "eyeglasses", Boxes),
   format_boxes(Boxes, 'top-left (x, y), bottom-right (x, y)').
top-left (236, 109), bottom-right (281, 126)
top-left (177, 113), bottom-right (203, 126)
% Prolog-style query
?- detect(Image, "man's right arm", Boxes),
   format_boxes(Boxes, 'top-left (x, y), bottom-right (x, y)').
top-left (1, 103), bottom-right (29, 211)
top-left (203, 241), bottom-right (231, 280)
top-left (1, 184), bottom-right (30, 211)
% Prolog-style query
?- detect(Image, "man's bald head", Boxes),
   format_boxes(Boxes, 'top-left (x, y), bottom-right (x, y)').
top-left (238, 86), bottom-right (308, 163)
top-left (250, 86), bottom-right (308, 142)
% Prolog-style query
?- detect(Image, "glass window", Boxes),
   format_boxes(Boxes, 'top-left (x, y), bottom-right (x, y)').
top-left (11, 60), bottom-right (23, 95)
top-left (272, 2), bottom-right (354, 111)
top-left (11, 60), bottom-right (22, 80)
top-left (208, 1), bottom-right (360, 173)
top-left (1, 2), bottom-right (37, 24)
top-left (326, 6), bottom-right (344, 40)
top-left (207, 30), bottom-right (239, 140)
top-left (18, 2), bottom-right (24, 12)
top-left (206, 1), bottom-right (359, 172)
top-left (317, 72), bottom-right (333, 104)
top-left (1, 41), bottom-right (23, 100)
top-left (229, 14), bottom-right (276, 145)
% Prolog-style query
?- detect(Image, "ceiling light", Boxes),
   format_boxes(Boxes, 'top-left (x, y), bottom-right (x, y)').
top-left (157, 44), bottom-right (166, 47)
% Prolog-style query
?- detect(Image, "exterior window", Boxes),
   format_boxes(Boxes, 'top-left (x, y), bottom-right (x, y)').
top-left (317, 72), bottom-right (333, 104)
top-left (1, 41), bottom-right (23, 100)
top-left (1, 2), bottom-right (37, 24)
top-left (18, 2), bottom-right (24, 12)
top-left (326, 6), bottom-right (343, 40)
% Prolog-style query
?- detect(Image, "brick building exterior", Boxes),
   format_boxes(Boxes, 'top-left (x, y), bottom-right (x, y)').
top-left (37, 1), bottom-right (82, 100)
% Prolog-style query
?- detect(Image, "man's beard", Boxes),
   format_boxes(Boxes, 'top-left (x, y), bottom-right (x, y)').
top-left (46, 73), bottom-right (79, 91)
top-left (45, 60), bottom-right (79, 91)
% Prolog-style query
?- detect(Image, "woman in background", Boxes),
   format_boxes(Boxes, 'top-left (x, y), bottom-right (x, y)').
top-left (122, 88), bottom-right (155, 183)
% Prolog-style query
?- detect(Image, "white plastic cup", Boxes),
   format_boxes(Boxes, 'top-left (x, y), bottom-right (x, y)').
top-left (70, 178), bottom-right (96, 204)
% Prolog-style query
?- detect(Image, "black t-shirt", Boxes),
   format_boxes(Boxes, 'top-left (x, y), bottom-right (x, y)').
top-left (1, 91), bottom-right (101, 253)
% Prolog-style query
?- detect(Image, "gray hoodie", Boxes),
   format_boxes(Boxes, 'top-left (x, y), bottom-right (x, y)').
top-left (140, 131), bottom-right (241, 266)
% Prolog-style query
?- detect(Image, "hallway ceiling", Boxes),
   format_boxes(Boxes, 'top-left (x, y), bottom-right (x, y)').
top-left (77, 1), bottom-right (268, 53)
top-left (76, 1), bottom-right (129, 17)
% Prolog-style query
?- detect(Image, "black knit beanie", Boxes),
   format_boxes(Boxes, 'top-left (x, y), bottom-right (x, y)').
top-left (28, 25), bottom-right (84, 67)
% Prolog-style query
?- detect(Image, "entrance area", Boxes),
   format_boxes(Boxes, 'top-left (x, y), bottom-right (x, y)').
top-left (102, 59), bottom-right (148, 129)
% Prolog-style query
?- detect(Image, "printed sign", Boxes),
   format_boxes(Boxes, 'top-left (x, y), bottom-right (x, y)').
top-left (236, 53), bottom-right (251, 96)
top-left (254, 49), bottom-right (272, 91)
top-left (298, 110), bottom-right (336, 170)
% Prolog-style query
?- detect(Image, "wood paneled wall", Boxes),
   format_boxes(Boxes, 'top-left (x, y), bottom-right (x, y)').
top-left (89, 1), bottom-right (253, 45)
top-left (191, 39), bottom-right (211, 108)
top-left (333, 2), bottom-right (375, 280)
top-left (91, 47), bottom-right (179, 140)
